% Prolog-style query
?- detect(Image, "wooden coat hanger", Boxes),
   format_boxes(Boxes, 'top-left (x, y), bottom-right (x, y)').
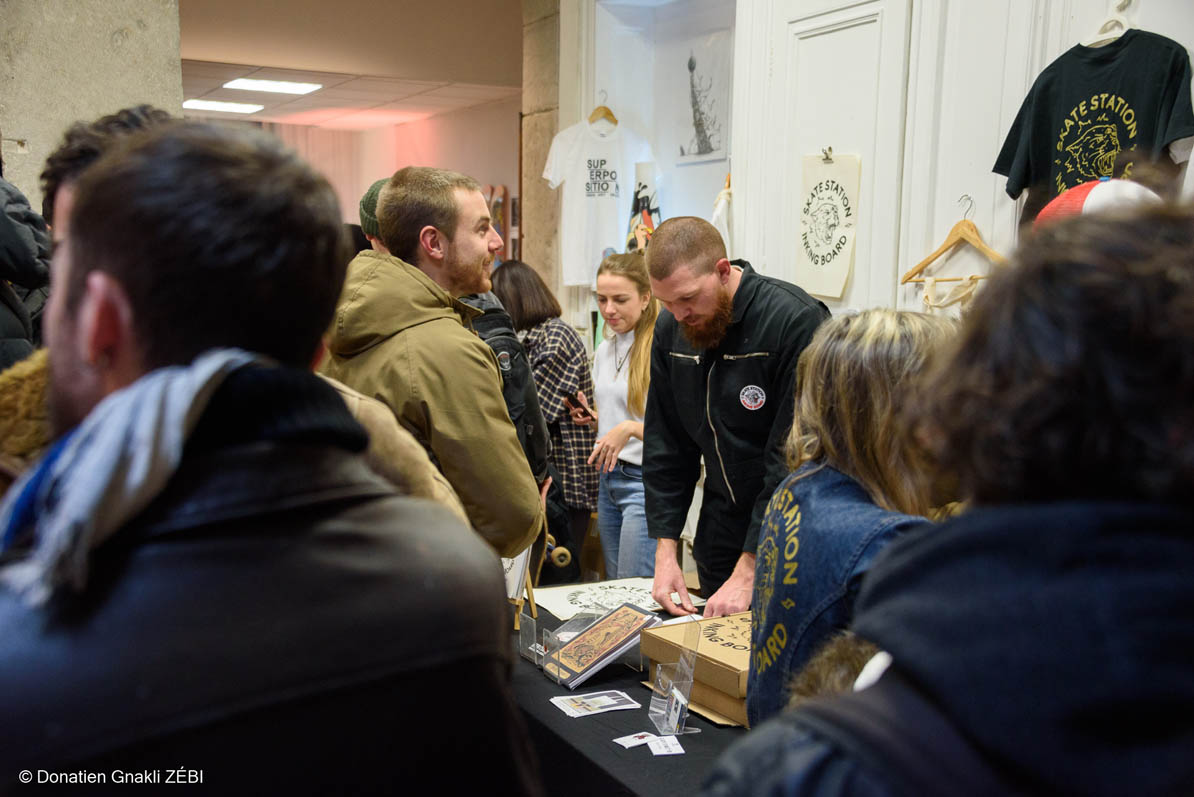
top-left (900, 195), bottom-right (1007, 284)
top-left (588, 90), bottom-right (618, 127)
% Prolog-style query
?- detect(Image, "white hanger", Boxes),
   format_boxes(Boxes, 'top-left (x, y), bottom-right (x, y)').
top-left (1081, 0), bottom-right (1132, 48)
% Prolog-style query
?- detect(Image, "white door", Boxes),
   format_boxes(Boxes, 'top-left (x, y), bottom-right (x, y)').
top-left (733, 0), bottom-right (912, 311)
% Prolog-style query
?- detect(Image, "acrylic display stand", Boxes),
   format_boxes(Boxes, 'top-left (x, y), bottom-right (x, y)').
top-left (647, 619), bottom-right (701, 735)
top-left (540, 612), bottom-right (603, 684)
top-left (519, 607), bottom-right (542, 664)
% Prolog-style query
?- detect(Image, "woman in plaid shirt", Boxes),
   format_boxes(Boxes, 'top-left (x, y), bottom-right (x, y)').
top-left (492, 261), bottom-right (599, 552)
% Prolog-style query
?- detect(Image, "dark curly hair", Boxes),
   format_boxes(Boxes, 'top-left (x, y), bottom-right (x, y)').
top-left (40, 105), bottom-right (174, 225)
top-left (911, 204), bottom-right (1194, 505)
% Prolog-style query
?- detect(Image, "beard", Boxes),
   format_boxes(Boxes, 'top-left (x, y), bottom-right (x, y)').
top-left (445, 246), bottom-right (493, 297)
top-left (680, 286), bottom-right (734, 349)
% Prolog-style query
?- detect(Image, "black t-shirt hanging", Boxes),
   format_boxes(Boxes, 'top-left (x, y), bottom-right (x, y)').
top-left (994, 30), bottom-right (1194, 206)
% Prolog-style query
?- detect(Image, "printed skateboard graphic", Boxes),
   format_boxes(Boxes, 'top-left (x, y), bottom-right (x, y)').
top-left (543, 602), bottom-right (659, 687)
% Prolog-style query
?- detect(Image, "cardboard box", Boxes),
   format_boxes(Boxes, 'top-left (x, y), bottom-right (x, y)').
top-left (640, 612), bottom-right (751, 727)
top-left (640, 612), bottom-right (750, 696)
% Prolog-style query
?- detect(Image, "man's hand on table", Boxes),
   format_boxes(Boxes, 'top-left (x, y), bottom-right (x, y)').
top-left (702, 553), bottom-right (756, 618)
top-left (652, 539), bottom-right (698, 616)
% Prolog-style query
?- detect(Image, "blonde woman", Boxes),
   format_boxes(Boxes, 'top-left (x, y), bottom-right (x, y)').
top-left (747, 309), bottom-right (955, 726)
top-left (568, 252), bottom-right (659, 578)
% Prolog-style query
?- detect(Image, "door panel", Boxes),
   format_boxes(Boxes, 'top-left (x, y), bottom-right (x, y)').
top-left (756, 0), bottom-right (911, 311)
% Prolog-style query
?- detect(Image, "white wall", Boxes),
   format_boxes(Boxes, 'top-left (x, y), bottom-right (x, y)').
top-left (571, 0), bottom-right (1194, 317)
top-left (594, 0), bottom-right (736, 224)
top-left (735, 0), bottom-right (912, 313)
top-left (892, 0), bottom-right (1039, 312)
top-left (551, 0), bottom-right (737, 326)
top-left (652, 0), bottom-right (736, 221)
top-left (725, 0), bottom-right (1194, 314)
top-left (593, 4), bottom-right (656, 150)
top-left (894, 0), bottom-right (1194, 311)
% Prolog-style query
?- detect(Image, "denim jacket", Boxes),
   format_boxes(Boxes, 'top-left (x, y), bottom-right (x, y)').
top-left (747, 463), bottom-right (928, 725)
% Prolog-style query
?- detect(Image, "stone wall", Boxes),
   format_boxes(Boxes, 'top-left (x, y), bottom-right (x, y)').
top-left (0, 0), bottom-right (182, 216)
top-left (520, 0), bottom-right (560, 294)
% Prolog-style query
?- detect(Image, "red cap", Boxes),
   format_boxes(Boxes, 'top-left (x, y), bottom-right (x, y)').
top-left (1034, 178), bottom-right (1161, 229)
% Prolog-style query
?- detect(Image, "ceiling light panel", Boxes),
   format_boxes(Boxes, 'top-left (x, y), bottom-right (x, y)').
top-left (223, 78), bottom-right (322, 95)
top-left (183, 99), bottom-right (264, 114)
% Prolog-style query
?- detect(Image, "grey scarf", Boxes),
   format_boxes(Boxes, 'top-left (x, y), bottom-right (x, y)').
top-left (0, 348), bottom-right (265, 604)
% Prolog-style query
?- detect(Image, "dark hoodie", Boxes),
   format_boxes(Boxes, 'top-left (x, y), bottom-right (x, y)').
top-left (0, 212), bottom-right (37, 369)
top-left (703, 501), bottom-right (1194, 796)
top-left (0, 178), bottom-right (50, 354)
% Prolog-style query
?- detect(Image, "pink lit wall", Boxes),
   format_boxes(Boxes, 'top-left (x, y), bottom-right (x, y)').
top-left (358, 96), bottom-right (521, 209)
top-left (256, 95), bottom-right (520, 226)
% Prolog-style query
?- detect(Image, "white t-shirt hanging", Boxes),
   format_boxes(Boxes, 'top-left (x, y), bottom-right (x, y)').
top-left (543, 120), bottom-right (655, 287)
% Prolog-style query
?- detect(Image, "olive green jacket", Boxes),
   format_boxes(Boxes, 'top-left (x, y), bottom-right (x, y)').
top-left (319, 375), bottom-right (468, 525)
top-left (319, 250), bottom-right (543, 557)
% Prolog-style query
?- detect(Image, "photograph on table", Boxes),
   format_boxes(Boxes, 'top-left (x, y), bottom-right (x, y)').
top-left (550, 690), bottom-right (642, 718)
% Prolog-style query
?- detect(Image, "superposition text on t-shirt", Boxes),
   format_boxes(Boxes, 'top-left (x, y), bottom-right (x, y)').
top-left (587, 159), bottom-right (620, 198)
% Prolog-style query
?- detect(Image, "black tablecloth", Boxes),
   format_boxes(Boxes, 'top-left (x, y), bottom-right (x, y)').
top-left (510, 610), bottom-right (747, 797)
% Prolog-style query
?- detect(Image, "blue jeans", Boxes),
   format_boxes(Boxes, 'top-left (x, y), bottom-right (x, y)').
top-left (597, 462), bottom-right (654, 579)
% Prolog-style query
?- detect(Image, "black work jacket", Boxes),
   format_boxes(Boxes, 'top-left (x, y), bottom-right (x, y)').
top-left (0, 384), bottom-right (543, 795)
top-left (644, 261), bottom-right (829, 555)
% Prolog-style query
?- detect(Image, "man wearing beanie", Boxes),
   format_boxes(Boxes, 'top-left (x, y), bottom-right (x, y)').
top-left (320, 168), bottom-right (545, 558)
top-left (358, 177), bottom-right (387, 244)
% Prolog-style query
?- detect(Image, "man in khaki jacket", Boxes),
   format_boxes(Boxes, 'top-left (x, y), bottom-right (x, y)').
top-left (319, 167), bottom-right (544, 558)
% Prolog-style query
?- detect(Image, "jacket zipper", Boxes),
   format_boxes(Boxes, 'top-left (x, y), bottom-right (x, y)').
top-left (706, 360), bottom-right (737, 506)
top-left (722, 351), bottom-right (770, 360)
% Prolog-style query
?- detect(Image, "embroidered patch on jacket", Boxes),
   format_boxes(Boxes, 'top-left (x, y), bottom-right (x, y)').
top-left (740, 385), bottom-right (766, 410)
top-left (497, 351), bottom-right (512, 371)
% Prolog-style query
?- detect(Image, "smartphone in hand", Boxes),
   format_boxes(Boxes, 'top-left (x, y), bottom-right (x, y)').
top-left (561, 389), bottom-right (593, 420)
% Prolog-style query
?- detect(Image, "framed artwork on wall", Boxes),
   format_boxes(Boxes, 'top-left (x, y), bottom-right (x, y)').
top-left (675, 29), bottom-right (732, 165)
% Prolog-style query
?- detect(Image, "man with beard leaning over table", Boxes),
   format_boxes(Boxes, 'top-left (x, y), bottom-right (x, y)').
top-left (644, 217), bottom-right (829, 618)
